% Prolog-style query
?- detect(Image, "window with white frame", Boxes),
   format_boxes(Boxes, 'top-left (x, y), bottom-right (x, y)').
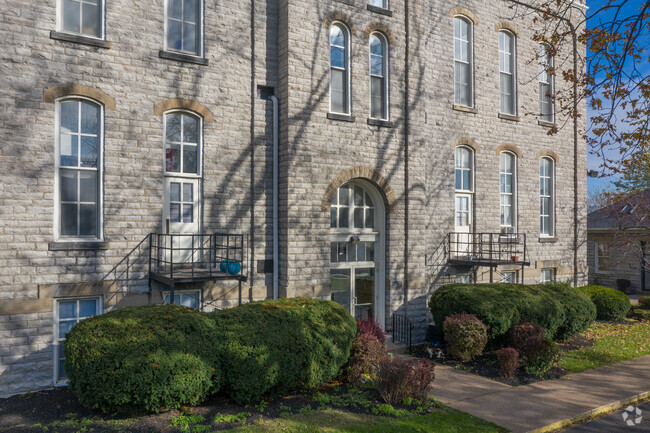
top-left (331, 184), bottom-right (375, 230)
top-left (540, 268), bottom-right (556, 283)
top-left (369, 33), bottom-right (388, 120)
top-left (57, 99), bottom-right (102, 239)
top-left (539, 44), bottom-right (555, 123)
top-left (500, 152), bottom-right (516, 228)
top-left (164, 112), bottom-right (201, 175)
top-left (540, 157), bottom-right (555, 236)
top-left (454, 16), bottom-right (473, 107)
top-left (455, 146), bottom-right (473, 192)
top-left (55, 297), bottom-right (101, 381)
top-left (500, 271), bottom-right (517, 283)
top-left (165, 0), bottom-right (202, 56)
top-left (59, 0), bottom-right (103, 38)
top-left (595, 241), bottom-right (609, 272)
top-left (330, 23), bottom-right (350, 114)
top-left (455, 274), bottom-right (473, 284)
top-left (369, 0), bottom-right (387, 8)
top-left (163, 290), bottom-right (201, 309)
top-left (499, 31), bottom-right (516, 115)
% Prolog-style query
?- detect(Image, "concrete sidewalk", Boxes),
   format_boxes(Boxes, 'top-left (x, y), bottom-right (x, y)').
top-left (430, 355), bottom-right (650, 433)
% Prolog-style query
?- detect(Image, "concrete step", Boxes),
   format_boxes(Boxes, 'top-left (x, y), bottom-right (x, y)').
top-left (386, 339), bottom-right (409, 355)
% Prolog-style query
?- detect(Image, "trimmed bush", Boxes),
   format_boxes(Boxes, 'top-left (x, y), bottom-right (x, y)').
top-left (356, 317), bottom-right (387, 345)
top-left (64, 304), bottom-right (222, 413)
top-left (442, 313), bottom-right (488, 361)
top-left (638, 296), bottom-right (650, 310)
top-left (629, 307), bottom-right (650, 321)
top-left (496, 348), bottom-right (519, 378)
top-left (65, 298), bottom-right (356, 412)
top-left (511, 323), bottom-right (546, 354)
top-left (213, 297), bottom-right (356, 404)
top-left (429, 283), bottom-right (595, 344)
top-left (578, 285), bottom-right (631, 321)
top-left (345, 332), bottom-right (385, 384)
top-left (521, 338), bottom-right (559, 375)
top-left (375, 357), bottom-right (435, 404)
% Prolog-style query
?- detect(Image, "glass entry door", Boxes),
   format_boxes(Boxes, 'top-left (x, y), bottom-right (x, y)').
top-left (331, 239), bottom-right (376, 320)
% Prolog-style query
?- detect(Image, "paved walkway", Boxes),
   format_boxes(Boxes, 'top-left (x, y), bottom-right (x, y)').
top-left (430, 354), bottom-right (650, 433)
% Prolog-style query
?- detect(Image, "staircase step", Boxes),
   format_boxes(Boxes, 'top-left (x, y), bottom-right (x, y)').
top-left (386, 340), bottom-right (408, 355)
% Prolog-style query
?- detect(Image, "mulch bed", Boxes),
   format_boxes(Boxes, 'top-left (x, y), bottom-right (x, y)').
top-left (411, 333), bottom-right (594, 387)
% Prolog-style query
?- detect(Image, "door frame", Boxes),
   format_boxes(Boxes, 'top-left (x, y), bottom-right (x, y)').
top-left (329, 179), bottom-right (386, 329)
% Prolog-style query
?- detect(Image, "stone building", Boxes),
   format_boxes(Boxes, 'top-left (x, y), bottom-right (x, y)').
top-left (0, 0), bottom-right (588, 396)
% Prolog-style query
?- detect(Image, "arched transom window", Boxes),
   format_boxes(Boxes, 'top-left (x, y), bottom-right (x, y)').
top-left (164, 111), bottom-right (201, 175)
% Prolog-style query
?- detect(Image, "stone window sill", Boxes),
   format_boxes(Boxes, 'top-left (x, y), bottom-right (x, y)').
top-left (159, 50), bottom-right (209, 66)
top-left (50, 31), bottom-right (111, 49)
top-left (452, 104), bottom-right (478, 114)
top-left (333, 0), bottom-right (354, 5)
top-left (367, 118), bottom-right (393, 128)
top-left (367, 4), bottom-right (393, 16)
top-left (49, 241), bottom-right (108, 251)
top-left (538, 237), bottom-right (558, 243)
top-left (538, 119), bottom-right (555, 128)
top-left (327, 112), bottom-right (355, 122)
top-left (498, 113), bottom-right (521, 122)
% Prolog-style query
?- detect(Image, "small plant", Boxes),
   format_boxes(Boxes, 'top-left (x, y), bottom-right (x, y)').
top-left (213, 412), bottom-right (251, 425)
top-left (357, 317), bottom-right (387, 345)
top-left (170, 410), bottom-right (206, 433)
top-left (375, 357), bottom-right (435, 405)
top-left (496, 347), bottom-right (519, 378)
top-left (638, 296), bottom-right (650, 310)
top-left (442, 313), bottom-right (488, 361)
top-left (312, 387), bottom-right (373, 409)
top-left (345, 332), bottom-right (385, 384)
top-left (511, 323), bottom-right (546, 354)
top-left (371, 403), bottom-right (411, 417)
top-left (522, 338), bottom-right (559, 375)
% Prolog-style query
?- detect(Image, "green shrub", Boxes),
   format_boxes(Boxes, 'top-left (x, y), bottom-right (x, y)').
top-left (442, 313), bottom-right (487, 361)
top-left (578, 285), bottom-right (631, 321)
top-left (638, 296), bottom-right (650, 310)
top-left (521, 338), bottom-right (559, 375)
top-left (64, 304), bottom-right (222, 413)
top-left (345, 332), bottom-right (385, 384)
top-left (429, 283), bottom-right (595, 345)
top-left (213, 297), bottom-right (356, 404)
top-left (629, 307), bottom-right (650, 321)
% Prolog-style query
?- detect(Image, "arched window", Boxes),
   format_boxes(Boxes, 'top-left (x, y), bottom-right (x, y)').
top-left (499, 152), bottom-right (516, 228)
top-left (454, 16), bottom-right (473, 107)
top-left (369, 33), bottom-right (388, 120)
top-left (499, 31), bottom-right (516, 115)
top-left (56, 98), bottom-right (103, 239)
top-left (455, 146), bottom-right (473, 192)
top-left (164, 111), bottom-right (201, 175)
top-left (330, 23), bottom-right (350, 114)
top-left (540, 157), bottom-right (555, 236)
top-left (539, 44), bottom-right (555, 123)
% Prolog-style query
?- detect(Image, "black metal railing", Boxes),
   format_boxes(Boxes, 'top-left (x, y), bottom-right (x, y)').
top-left (447, 232), bottom-right (528, 264)
top-left (101, 234), bottom-right (152, 292)
top-left (150, 233), bottom-right (246, 281)
top-left (392, 314), bottom-right (414, 353)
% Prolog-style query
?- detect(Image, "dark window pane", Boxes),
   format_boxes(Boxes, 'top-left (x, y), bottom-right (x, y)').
top-left (182, 204), bottom-right (193, 223)
top-left (339, 186), bottom-right (349, 205)
top-left (183, 0), bottom-right (197, 22)
top-left (61, 203), bottom-right (78, 236)
top-left (170, 203), bottom-right (181, 222)
top-left (166, 114), bottom-right (182, 142)
top-left (167, 20), bottom-right (182, 50)
top-left (183, 183), bottom-right (193, 202)
top-left (59, 301), bottom-right (77, 319)
top-left (354, 187), bottom-right (363, 206)
top-left (370, 36), bottom-right (383, 55)
top-left (331, 243), bottom-right (338, 262)
top-left (339, 208), bottom-right (349, 228)
top-left (78, 300), bottom-right (97, 318)
top-left (63, 0), bottom-right (80, 33)
top-left (330, 46), bottom-right (345, 69)
top-left (367, 242), bottom-right (375, 261)
top-left (59, 320), bottom-right (75, 338)
top-left (81, 2), bottom-right (100, 37)
top-left (166, 144), bottom-right (181, 172)
top-left (354, 208), bottom-right (363, 228)
top-left (330, 208), bottom-right (337, 228)
top-left (183, 145), bottom-right (197, 173)
top-left (60, 170), bottom-right (77, 202)
top-left (60, 101), bottom-right (79, 134)
top-left (182, 23), bottom-right (197, 53)
top-left (168, 0), bottom-right (182, 19)
top-left (370, 56), bottom-right (383, 76)
top-left (170, 182), bottom-right (181, 202)
top-left (366, 208), bottom-right (374, 229)
top-left (80, 102), bottom-right (99, 134)
top-left (79, 171), bottom-right (97, 203)
top-left (80, 136), bottom-right (98, 167)
top-left (79, 203), bottom-right (97, 236)
top-left (182, 115), bottom-right (198, 143)
top-left (357, 243), bottom-right (366, 261)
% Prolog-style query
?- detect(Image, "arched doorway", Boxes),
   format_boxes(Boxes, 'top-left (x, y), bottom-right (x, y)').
top-left (330, 180), bottom-right (386, 328)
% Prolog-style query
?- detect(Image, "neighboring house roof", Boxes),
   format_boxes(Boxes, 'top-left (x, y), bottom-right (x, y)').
top-left (588, 188), bottom-right (650, 230)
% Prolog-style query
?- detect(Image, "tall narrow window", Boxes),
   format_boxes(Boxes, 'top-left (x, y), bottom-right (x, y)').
top-left (499, 152), bottom-right (516, 228)
top-left (454, 16), bottom-right (473, 107)
top-left (539, 44), bottom-right (555, 123)
top-left (60, 0), bottom-right (103, 38)
top-left (595, 242), bottom-right (609, 272)
top-left (499, 31), bottom-right (516, 115)
top-left (164, 112), bottom-right (201, 175)
top-left (57, 99), bottom-right (102, 239)
top-left (330, 24), bottom-right (349, 114)
top-left (369, 34), bottom-right (388, 120)
top-left (166, 0), bottom-right (202, 56)
top-left (540, 157), bottom-right (554, 236)
top-left (55, 298), bottom-right (101, 381)
top-left (455, 147), bottom-right (473, 192)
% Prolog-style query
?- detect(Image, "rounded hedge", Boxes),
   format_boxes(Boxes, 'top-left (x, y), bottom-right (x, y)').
top-left (578, 285), bottom-right (631, 321)
top-left (428, 282), bottom-right (596, 345)
top-left (64, 298), bottom-right (356, 412)
top-left (64, 304), bottom-right (222, 413)
top-left (213, 297), bottom-right (356, 404)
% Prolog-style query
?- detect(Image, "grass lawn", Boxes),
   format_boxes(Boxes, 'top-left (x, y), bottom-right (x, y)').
top-left (559, 320), bottom-right (650, 373)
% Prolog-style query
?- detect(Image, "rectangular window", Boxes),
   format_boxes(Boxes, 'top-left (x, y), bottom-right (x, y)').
top-left (540, 158), bottom-right (554, 236)
top-left (540, 268), bottom-right (556, 283)
top-left (500, 153), bottom-right (516, 228)
top-left (595, 242), bottom-right (609, 272)
top-left (499, 31), bottom-right (516, 115)
top-left (539, 45), bottom-right (555, 123)
top-left (500, 271), bottom-right (517, 284)
top-left (163, 290), bottom-right (201, 309)
top-left (369, 34), bottom-right (388, 120)
top-left (369, 0), bottom-right (387, 8)
top-left (60, 0), bottom-right (103, 38)
top-left (57, 99), bottom-right (102, 239)
top-left (55, 298), bottom-right (101, 381)
top-left (454, 17), bottom-right (473, 107)
top-left (330, 25), bottom-right (349, 114)
top-left (166, 0), bottom-right (202, 56)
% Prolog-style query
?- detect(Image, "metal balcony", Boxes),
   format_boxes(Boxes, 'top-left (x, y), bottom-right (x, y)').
top-left (447, 232), bottom-right (530, 267)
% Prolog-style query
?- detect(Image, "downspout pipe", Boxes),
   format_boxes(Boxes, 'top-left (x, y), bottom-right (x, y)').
top-left (506, 0), bottom-right (581, 287)
top-left (271, 95), bottom-right (280, 299)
